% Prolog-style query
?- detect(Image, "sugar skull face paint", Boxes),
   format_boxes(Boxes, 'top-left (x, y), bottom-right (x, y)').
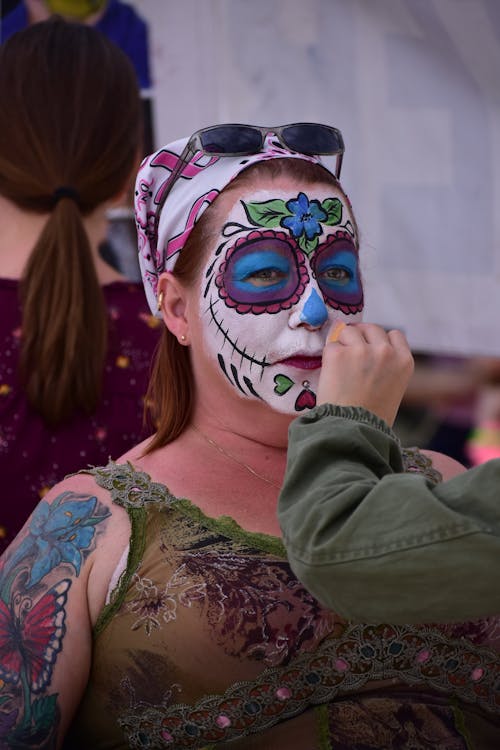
top-left (199, 182), bottom-right (363, 414)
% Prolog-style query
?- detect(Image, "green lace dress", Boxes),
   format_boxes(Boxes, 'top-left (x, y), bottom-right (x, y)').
top-left (64, 454), bottom-right (500, 749)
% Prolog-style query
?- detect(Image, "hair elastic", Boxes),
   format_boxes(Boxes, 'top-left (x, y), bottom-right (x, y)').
top-left (51, 186), bottom-right (80, 207)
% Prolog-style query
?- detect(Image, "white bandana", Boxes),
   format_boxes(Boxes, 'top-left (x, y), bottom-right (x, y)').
top-left (134, 133), bottom-right (325, 316)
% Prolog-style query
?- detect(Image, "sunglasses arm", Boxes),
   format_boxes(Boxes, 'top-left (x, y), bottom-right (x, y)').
top-left (335, 152), bottom-right (344, 180)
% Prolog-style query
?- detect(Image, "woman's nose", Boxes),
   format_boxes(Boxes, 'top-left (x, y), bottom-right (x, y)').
top-left (288, 286), bottom-right (329, 330)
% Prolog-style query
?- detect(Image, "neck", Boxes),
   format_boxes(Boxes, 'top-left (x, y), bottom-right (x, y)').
top-left (0, 194), bottom-right (124, 283)
top-left (190, 397), bottom-right (291, 488)
top-left (192, 396), bottom-right (293, 452)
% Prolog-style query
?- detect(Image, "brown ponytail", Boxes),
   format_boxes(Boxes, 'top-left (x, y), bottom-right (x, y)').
top-left (0, 19), bottom-right (142, 424)
top-left (20, 199), bottom-right (107, 424)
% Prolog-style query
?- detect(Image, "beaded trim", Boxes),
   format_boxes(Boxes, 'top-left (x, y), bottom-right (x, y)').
top-left (402, 446), bottom-right (442, 484)
top-left (118, 622), bottom-right (499, 748)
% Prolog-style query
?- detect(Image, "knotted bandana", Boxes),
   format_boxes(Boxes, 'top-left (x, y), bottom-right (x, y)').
top-left (134, 133), bottom-right (327, 316)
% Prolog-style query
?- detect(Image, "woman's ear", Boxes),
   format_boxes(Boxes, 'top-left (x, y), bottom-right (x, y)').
top-left (157, 271), bottom-right (190, 345)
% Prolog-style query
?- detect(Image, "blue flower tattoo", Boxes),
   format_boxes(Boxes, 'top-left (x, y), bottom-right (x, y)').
top-left (5, 492), bottom-right (110, 587)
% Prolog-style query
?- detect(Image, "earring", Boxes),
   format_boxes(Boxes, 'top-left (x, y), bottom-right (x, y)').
top-left (180, 334), bottom-right (187, 343)
top-left (157, 290), bottom-right (164, 312)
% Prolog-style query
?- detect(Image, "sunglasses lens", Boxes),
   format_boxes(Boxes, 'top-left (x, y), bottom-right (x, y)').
top-left (199, 125), bottom-right (262, 154)
top-left (282, 124), bottom-right (344, 155)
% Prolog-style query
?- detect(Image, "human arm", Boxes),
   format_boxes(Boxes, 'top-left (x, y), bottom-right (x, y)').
top-left (0, 474), bottom-right (121, 747)
top-left (278, 323), bottom-right (500, 623)
top-left (278, 405), bottom-right (500, 623)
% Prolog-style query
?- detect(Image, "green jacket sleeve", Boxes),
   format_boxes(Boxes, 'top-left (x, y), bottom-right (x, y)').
top-left (278, 404), bottom-right (500, 623)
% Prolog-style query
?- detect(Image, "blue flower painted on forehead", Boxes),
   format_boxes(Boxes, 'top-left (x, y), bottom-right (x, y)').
top-left (242, 191), bottom-right (344, 255)
top-left (281, 192), bottom-right (326, 242)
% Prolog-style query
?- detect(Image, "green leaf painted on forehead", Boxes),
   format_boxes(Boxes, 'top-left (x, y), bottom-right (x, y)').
top-left (321, 197), bottom-right (342, 225)
top-left (242, 199), bottom-right (292, 228)
top-left (298, 235), bottom-right (319, 255)
top-left (274, 374), bottom-right (294, 395)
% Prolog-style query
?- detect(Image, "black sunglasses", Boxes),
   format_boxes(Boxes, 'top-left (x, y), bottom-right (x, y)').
top-left (156, 123), bottom-right (344, 214)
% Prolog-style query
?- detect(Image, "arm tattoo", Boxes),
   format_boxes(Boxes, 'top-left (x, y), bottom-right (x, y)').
top-left (0, 491), bottom-right (110, 747)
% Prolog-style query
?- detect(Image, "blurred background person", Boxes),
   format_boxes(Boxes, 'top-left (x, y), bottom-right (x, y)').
top-left (1, 0), bottom-right (155, 281)
top-left (0, 17), bottom-right (160, 552)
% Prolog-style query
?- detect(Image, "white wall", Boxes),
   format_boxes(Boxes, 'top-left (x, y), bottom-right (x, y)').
top-left (133, 0), bottom-right (500, 356)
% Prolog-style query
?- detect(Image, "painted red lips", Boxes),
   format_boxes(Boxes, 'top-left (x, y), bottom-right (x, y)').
top-left (278, 356), bottom-right (322, 370)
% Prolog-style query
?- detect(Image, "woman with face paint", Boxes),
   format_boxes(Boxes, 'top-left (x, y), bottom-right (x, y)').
top-left (0, 125), bottom-right (498, 748)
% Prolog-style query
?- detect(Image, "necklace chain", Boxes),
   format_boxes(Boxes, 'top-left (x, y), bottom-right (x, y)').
top-left (191, 425), bottom-right (282, 490)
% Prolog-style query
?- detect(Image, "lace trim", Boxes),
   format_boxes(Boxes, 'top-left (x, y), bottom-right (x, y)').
top-left (81, 462), bottom-right (157, 636)
top-left (82, 454), bottom-right (440, 550)
top-left (402, 447), bottom-right (443, 484)
top-left (82, 461), bottom-right (177, 509)
top-left (82, 462), bottom-right (287, 557)
top-left (118, 622), bottom-right (499, 748)
top-left (175, 499), bottom-right (286, 558)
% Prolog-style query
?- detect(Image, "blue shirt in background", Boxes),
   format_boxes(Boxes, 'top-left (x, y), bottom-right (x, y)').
top-left (1, 0), bottom-right (151, 90)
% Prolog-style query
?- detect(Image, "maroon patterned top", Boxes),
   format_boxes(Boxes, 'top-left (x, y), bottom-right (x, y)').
top-left (0, 278), bottom-right (160, 552)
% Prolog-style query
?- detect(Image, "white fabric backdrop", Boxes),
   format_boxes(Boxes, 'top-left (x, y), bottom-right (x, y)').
top-left (135, 0), bottom-right (500, 356)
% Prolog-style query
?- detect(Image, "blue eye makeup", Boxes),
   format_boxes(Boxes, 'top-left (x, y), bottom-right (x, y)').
top-left (233, 250), bottom-right (291, 290)
top-left (312, 235), bottom-right (363, 310)
top-left (220, 235), bottom-right (302, 306)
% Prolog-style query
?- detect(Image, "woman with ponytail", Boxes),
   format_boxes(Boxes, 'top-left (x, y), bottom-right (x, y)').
top-left (0, 18), bottom-right (159, 551)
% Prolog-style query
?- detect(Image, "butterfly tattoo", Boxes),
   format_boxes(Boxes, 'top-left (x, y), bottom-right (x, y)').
top-left (0, 579), bottom-right (70, 692)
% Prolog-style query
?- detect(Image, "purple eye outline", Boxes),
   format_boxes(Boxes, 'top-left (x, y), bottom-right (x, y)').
top-left (215, 229), bottom-right (310, 315)
top-left (310, 230), bottom-right (364, 314)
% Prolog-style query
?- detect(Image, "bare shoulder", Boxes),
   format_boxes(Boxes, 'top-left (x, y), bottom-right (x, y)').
top-left (420, 449), bottom-right (468, 480)
top-left (52, 469), bottom-right (133, 622)
top-left (0, 468), bottom-right (130, 744)
top-left (39, 467), bottom-right (132, 546)
top-left (7, 468), bottom-right (133, 625)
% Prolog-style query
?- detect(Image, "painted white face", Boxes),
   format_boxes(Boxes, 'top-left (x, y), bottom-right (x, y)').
top-left (199, 182), bottom-right (364, 414)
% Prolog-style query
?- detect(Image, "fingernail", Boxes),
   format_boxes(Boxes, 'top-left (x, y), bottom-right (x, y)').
top-left (327, 321), bottom-right (346, 343)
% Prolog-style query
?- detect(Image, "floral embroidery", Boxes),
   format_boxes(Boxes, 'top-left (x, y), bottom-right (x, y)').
top-left (177, 549), bottom-right (339, 666)
top-left (128, 569), bottom-right (206, 636)
top-left (432, 616), bottom-right (500, 648)
top-left (326, 696), bottom-right (468, 749)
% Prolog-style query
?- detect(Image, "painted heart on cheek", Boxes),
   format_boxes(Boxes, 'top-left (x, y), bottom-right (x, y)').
top-left (295, 389), bottom-right (316, 411)
top-left (274, 374), bottom-right (294, 395)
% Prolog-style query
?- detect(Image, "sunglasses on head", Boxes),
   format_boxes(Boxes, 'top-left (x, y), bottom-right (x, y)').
top-left (157, 123), bottom-right (345, 212)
